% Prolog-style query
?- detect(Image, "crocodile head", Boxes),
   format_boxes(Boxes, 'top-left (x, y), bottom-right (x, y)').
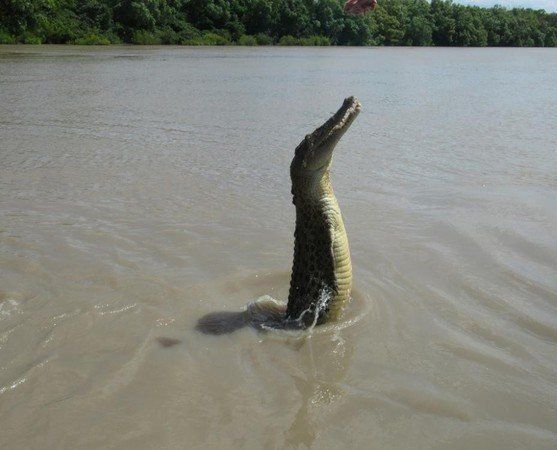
top-left (291, 96), bottom-right (361, 181)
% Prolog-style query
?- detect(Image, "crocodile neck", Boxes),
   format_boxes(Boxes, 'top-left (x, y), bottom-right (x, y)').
top-left (286, 169), bottom-right (352, 327)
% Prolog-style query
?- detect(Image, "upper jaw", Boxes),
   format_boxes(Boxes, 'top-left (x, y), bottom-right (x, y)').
top-left (295, 96), bottom-right (361, 171)
top-left (309, 96), bottom-right (361, 148)
top-left (318, 96), bottom-right (362, 147)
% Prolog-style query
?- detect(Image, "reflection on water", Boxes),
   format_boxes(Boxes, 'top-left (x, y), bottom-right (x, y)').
top-left (285, 333), bottom-right (353, 448)
top-left (1, 45), bottom-right (557, 449)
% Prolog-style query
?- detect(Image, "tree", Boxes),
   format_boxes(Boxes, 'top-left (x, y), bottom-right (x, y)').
top-left (431, 0), bottom-right (456, 45)
top-left (0, 0), bottom-right (556, 45)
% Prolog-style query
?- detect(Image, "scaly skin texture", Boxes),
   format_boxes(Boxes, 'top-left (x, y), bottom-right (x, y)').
top-left (286, 97), bottom-right (361, 327)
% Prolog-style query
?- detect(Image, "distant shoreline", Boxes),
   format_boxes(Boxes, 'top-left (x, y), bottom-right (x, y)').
top-left (2, 1), bottom-right (556, 48)
top-left (1, 43), bottom-right (555, 48)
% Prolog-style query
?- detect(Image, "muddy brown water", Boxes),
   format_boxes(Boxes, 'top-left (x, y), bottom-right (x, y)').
top-left (1, 46), bottom-right (556, 449)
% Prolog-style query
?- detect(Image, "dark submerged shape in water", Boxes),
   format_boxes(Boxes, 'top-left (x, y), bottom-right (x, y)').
top-left (194, 97), bottom-right (360, 335)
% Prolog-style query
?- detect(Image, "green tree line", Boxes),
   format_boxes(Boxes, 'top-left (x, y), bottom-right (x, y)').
top-left (1, 0), bottom-right (556, 46)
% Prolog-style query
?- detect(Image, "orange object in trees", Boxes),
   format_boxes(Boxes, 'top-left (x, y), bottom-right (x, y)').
top-left (343, 0), bottom-right (377, 15)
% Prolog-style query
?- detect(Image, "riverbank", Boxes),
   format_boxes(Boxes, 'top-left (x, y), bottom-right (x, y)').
top-left (0, 31), bottom-right (332, 46)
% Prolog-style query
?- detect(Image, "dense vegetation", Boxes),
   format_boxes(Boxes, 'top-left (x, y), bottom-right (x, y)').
top-left (1, 0), bottom-right (556, 46)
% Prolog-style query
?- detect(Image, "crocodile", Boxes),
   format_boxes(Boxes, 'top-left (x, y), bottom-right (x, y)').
top-left (286, 96), bottom-right (360, 327)
top-left (191, 97), bottom-right (360, 337)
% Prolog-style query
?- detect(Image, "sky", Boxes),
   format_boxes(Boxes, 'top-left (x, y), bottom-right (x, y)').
top-left (456, 0), bottom-right (557, 11)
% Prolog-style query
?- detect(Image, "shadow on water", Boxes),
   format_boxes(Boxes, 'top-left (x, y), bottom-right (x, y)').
top-left (156, 295), bottom-right (292, 346)
top-left (155, 271), bottom-right (293, 346)
top-left (156, 312), bottom-right (246, 346)
top-left (195, 296), bottom-right (293, 335)
top-left (156, 311), bottom-right (248, 347)
top-left (195, 310), bottom-right (247, 335)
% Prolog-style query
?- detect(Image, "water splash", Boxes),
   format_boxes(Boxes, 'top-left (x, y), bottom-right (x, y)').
top-left (294, 288), bottom-right (332, 335)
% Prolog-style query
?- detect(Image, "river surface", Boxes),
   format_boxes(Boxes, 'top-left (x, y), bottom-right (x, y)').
top-left (1, 45), bottom-right (556, 449)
